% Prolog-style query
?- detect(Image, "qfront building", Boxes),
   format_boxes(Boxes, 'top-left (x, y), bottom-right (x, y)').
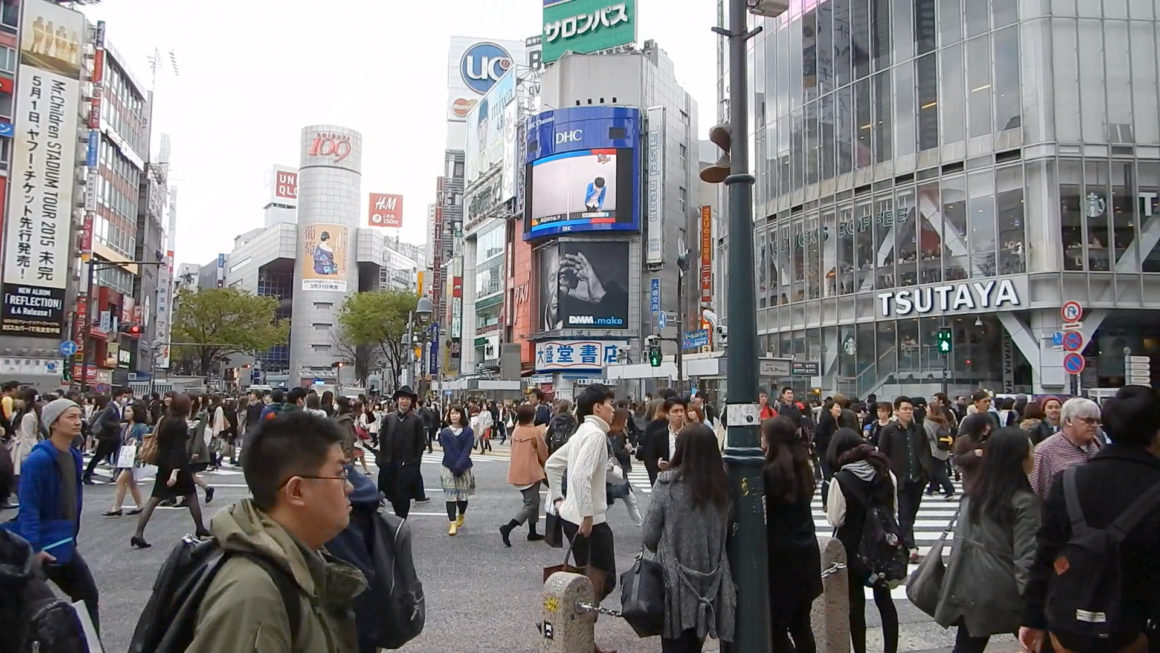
top-left (746, 0), bottom-right (1160, 397)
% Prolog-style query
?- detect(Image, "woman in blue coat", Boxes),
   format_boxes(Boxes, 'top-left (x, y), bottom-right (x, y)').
top-left (439, 406), bottom-right (475, 536)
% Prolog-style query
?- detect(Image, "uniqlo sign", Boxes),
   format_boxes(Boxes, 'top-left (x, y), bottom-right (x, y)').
top-left (275, 170), bottom-right (297, 202)
top-left (367, 193), bottom-right (403, 228)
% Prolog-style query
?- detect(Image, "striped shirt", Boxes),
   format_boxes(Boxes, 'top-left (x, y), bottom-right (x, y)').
top-left (1029, 432), bottom-right (1102, 499)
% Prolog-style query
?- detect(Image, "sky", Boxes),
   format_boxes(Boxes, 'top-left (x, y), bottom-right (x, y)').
top-left (77, 0), bottom-right (721, 268)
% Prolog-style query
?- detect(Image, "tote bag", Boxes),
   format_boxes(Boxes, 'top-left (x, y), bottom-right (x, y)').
top-left (619, 547), bottom-right (665, 637)
top-left (906, 506), bottom-right (960, 617)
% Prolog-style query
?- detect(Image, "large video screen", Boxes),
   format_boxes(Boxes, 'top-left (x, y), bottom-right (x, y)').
top-left (526, 147), bottom-right (636, 239)
top-left (538, 241), bottom-right (630, 331)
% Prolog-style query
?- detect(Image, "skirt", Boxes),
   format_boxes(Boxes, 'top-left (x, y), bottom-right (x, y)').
top-left (152, 464), bottom-right (196, 499)
top-left (439, 466), bottom-right (475, 502)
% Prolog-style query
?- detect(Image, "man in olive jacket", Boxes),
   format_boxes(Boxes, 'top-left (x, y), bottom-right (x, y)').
top-left (185, 411), bottom-right (366, 652)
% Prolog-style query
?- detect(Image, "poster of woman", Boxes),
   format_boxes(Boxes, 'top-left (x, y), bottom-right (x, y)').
top-left (300, 223), bottom-right (348, 292)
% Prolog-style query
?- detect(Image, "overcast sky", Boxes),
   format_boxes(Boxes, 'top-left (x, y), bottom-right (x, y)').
top-left (77, 0), bottom-right (720, 268)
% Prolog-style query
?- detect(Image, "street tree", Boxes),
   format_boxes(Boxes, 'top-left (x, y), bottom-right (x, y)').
top-left (337, 290), bottom-right (418, 390)
top-left (171, 288), bottom-right (289, 378)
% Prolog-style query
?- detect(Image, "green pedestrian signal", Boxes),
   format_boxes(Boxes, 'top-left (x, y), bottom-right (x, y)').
top-left (937, 328), bottom-right (953, 355)
top-left (648, 344), bottom-right (662, 367)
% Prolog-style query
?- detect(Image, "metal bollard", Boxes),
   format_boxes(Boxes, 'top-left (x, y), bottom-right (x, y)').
top-left (541, 571), bottom-right (597, 653)
top-left (811, 535), bottom-right (851, 653)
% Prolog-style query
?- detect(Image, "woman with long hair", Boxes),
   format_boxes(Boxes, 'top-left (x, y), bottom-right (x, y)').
top-left (439, 405), bottom-right (475, 536)
top-left (183, 394), bottom-right (215, 506)
top-left (924, 408), bottom-right (956, 498)
top-left (320, 390), bottom-right (336, 417)
top-left (934, 429), bottom-right (1039, 652)
top-left (952, 413), bottom-right (994, 494)
top-left (826, 428), bottom-right (900, 653)
top-left (815, 399), bottom-right (844, 508)
top-left (9, 388), bottom-right (41, 489)
top-left (642, 423), bottom-right (736, 652)
top-left (104, 401), bottom-right (148, 516)
top-left (131, 393), bottom-right (209, 548)
top-left (762, 416), bottom-right (820, 652)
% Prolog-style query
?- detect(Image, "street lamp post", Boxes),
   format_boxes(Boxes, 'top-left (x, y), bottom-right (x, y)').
top-left (80, 259), bottom-right (165, 395)
top-left (402, 296), bottom-right (434, 390)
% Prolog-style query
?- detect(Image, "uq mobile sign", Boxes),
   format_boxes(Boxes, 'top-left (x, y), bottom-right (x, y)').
top-left (542, 0), bottom-right (636, 64)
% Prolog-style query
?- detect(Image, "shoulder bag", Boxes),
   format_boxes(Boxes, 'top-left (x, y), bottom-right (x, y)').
top-left (906, 504), bottom-right (961, 617)
top-left (138, 417), bottom-right (164, 466)
top-left (619, 546), bottom-right (665, 637)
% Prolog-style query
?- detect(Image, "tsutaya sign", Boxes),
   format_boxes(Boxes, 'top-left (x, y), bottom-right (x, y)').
top-left (878, 279), bottom-right (1021, 317)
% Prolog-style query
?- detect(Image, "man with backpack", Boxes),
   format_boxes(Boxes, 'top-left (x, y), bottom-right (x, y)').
top-left (170, 411), bottom-right (366, 652)
top-left (546, 398), bottom-right (577, 455)
top-left (82, 387), bottom-right (130, 484)
top-left (877, 395), bottom-right (934, 563)
top-left (531, 388), bottom-right (552, 426)
top-left (1019, 385), bottom-right (1160, 653)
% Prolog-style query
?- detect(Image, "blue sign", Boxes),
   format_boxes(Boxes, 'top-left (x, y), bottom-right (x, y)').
top-left (460, 42), bottom-right (513, 95)
top-left (1052, 332), bottom-right (1063, 347)
top-left (683, 329), bottom-right (709, 350)
top-left (657, 311), bottom-right (668, 330)
top-left (251, 369), bottom-right (261, 383)
top-left (1063, 352), bottom-right (1086, 374)
top-left (59, 340), bottom-right (78, 357)
top-left (0, 121), bottom-right (14, 138)
top-left (429, 323), bottom-right (440, 374)
top-left (524, 106), bottom-right (642, 240)
top-left (1062, 330), bottom-right (1084, 352)
top-left (650, 278), bottom-right (660, 314)
top-left (86, 130), bottom-right (98, 167)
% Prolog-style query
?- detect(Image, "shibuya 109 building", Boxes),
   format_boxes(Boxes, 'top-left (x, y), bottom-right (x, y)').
top-left (741, 0), bottom-right (1160, 397)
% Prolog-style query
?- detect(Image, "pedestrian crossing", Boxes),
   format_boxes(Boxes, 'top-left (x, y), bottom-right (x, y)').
top-left (627, 468), bottom-right (962, 598)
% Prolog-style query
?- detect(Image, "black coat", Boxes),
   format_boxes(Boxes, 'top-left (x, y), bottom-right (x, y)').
top-left (878, 420), bottom-right (935, 485)
top-left (1022, 445), bottom-right (1160, 633)
top-left (379, 411), bottom-right (426, 465)
top-left (639, 418), bottom-right (670, 484)
top-left (764, 477), bottom-right (822, 624)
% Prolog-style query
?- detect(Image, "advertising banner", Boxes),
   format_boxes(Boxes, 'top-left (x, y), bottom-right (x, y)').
top-left (447, 37), bottom-right (525, 122)
top-left (644, 106), bottom-right (665, 265)
top-left (272, 166), bottom-right (298, 206)
top-left (367, 192), bottom-right (404, 227)
top-left (538, 240), bottom-right (629, 331)
top-left (465, 68), bottom-right (517, 187)
top-left (2, 0), bottom-right (83, 338)
top-left (700, 205), bottom-right (712, 302)
top-left (542, 0), bottom-right (636, 64)
top-left (525, 106), bottom-right (641, 240)
top-left (534, 339), bottom-right (627, 373)
top-left (300, 223), bottom-right (349, 292)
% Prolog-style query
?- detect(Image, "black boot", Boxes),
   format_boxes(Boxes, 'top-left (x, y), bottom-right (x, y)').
top-left (499, 520), bottom-right (518, 547)
top-left (527, 521), bottom-right (544, 542)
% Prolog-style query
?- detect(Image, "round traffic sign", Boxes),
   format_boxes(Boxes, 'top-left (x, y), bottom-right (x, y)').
top-left (1061, 301), bottom-right (1083, 323)
top-left (1061, 330), bottom-right (1084, 352)
top-left (1063, 352), bottom-right (1086, 375)
top-left (59, 340), bottom-right (77, 357)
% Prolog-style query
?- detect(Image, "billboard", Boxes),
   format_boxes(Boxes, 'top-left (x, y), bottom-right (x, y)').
top-left (542, 0), bottom-right (636, 64)
top-left (1, 0), bottom-right (83, 338)
top-left (644, 106), bottom-right (664, 265)
top-left (700, 205), bottom-right (712, 303)
top-left (538, 240), bottom-right (629, 331)
top-left (272, 165), bottom-right (298, 206)
top-left (524, 106), bottom-right (640, 240)
top-left (367, 193), bottom-right (404, 228)
top-left (300, 223), bottom-right (349, 292)
top-left (447, 37), bottom-right (525, 122)
top-left (465, 68), bottom-right (518, 189)
top-left (535, 339), bottom-right (628, 372)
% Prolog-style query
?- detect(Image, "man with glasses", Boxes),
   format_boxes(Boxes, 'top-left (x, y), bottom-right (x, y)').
top-left (1029, 397), bottom-right (1103, 500)
top-left (185, 411), bottom-right (367, 651)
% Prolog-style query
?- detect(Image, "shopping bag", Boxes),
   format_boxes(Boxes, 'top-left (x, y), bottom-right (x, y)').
top-left (543, 502), bottom-right (564, 549)
top-left (543, 537), bottom-right (585, 582)
top-left (906, 506), bottom-right (959, 617)
top-left (619, 547), bottom-right (665, 637)
top-left (116, 444), bottom-right (138, 469)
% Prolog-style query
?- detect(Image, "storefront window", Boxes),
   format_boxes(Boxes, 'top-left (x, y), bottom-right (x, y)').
top-left (838, 205), bottom-right (855, 295)
top-left (1060, 160), bottom-right (1085, 270)
top-left (823, 211), bottom-right (838, 296)
top-left (895, 190), bottom-right (917, 286)
top-left (877, 320), bottom-right (897, 379)
top-left (792, 219), bottom-right (806, 302)
top-left (873, 71), bottom-right (892, 163)
top-left (757, 229), bottom-right (768, 306)
top-left (858, 199), bottom-right (878, 290)
top-left (917, 53), bottom-right (939, 151)
top-left (1110, 161), bottom-right (1135, 270)
top-left (941, 43), bottom-right (964, 147)
top-left (871, 195), bottom-right (891, 289)
top-left (1086, 161), bottom-right (1111, 271)
top-left (966, 35), bottom-right (992, 139)
top-left (996, 165), bottom-right (1026, 274)
top-left (838, 325), bottom-right (856, 386)
top-left (898, 318), bottom-right (920, 372)
top-left (806, 215), bottom-right (822, 299)
top-left (920, 317), bottom-right (943, 372)
top-left (1140, 163), bottom-right (1160, 272)
top-left (942, 174), bottom-right (969, 279)
top-left (969, 170), bottom-right (996, 276)
top-left (853, 200), bottom-right (873, 290)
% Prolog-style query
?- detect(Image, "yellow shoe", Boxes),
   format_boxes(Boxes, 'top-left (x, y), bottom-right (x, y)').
top-left (455, 514), bottom-right (465, 528)
top-left (448, 522), bottom-right (458, 536)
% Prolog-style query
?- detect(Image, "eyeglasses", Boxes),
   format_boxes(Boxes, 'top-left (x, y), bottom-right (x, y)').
top-left (277, 468), bottom-right (349, 489)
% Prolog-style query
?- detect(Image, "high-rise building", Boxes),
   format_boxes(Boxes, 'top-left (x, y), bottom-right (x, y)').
top-left (747, 1), bottom-right (1160, 397)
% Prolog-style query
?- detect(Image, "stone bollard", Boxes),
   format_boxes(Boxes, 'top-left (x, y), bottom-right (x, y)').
top-left (811, 535), bottom-right (851, 653)
top-left (541, 571), bottom-right (597, 653)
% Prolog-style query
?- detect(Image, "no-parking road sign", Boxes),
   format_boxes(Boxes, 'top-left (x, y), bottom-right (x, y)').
top-left (1061, 330), bottom-right (1084, 352)
top-left (1063, 352), bottom-right (1085, 375)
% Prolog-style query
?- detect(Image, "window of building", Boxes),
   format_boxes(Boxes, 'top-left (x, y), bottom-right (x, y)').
top-left (852, 0), bottom-right (870, 79)
top-left (1, 2), bottom-right (17, 29)
top-left (894, 190), bottom-right (918, 287)
top-left (834, 0), bottom-right (852, 86)
top-left (916, 53), bottom-right (939, 150)
top-left (942, 174), bottom-right (969, 279)
top-left (855, 79), bottom-right (871, 169)
top-left (915, 0), bottom-right (937, 55)
top-left (837, 86), bottom-right (853, 173)
top-left (940, 43), bottom-right (964, 147)
top-left (968, 169), bottom-right (996, 276)
top-left (993, 27), bottom-right (1021, 133)
top-left (805, 100), bottom-right (819, 184)
top-left (805, 215), bottom-right (821, 299)
top-left (0, 46), bottom-right (14, 74)
top-left (837, 204), bottom-right (855, 295)
top-left (893, 0), bottom-right (914, 62)
top-left (894, 60), bottom-right (915, 157)
top-left (803, 7), bottom-right (818, 103)
top-left (1109, 161), bottom-right (1135, 269)
top-left (1059, 160), bottom-right (1085, 270)
top-left (996, 164), bottom-right (1026, 274)
top-left (679, 186), bottom-right (688, 212)
top-left (1085, 160), bottom-right (1111, 271)
top-left (871, 0), bottom-right (890, 71)
top-left (1140, 162), bottom-right (1160, 271)
top-left (966, 36), bottom-right (992, 139)
top-left (965, 0), bottom-right (988, 37)
top-left (939, 0), bottom-right (962, 46)
top-left (873, 71), bottom-right (892, 163)
top-left (679, 143), bottom-right (687, 162)
top-left (1078, 20), bottom-right (1106, 143)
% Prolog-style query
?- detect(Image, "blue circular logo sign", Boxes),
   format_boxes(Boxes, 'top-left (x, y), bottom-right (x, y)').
top-left (460, 42), bottom-right (513, 95)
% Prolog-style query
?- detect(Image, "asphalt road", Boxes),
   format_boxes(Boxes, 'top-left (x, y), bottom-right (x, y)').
top-left (3, 442), bottom-right (1014, 652)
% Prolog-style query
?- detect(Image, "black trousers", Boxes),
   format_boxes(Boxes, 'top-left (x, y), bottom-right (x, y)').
top-left (379, 461), bottom-right (422, 518)
top-left (897, 481), bottom-right (926, 550)
top-left (83, 439), bottom-right (119, 479)
top-left (849, 576), bottom-right (897, 653)
top-left (561, 520), bottom-right (616, 600)
top-left (661, 629), bottom-right (704, 652)
top-left (772, 599), bottom-right (816, 653)
top-left (44, 551), bottom-right (100, 633)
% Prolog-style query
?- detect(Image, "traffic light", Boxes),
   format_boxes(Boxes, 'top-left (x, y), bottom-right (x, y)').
top-left (646, 336), bottom-right (662, 367)
top-left (120, 322), bottom-right (141, 337)
top-left (700, 123), bottom-right (733, 184)
top-left (937, 327), bottom-right (953, 355)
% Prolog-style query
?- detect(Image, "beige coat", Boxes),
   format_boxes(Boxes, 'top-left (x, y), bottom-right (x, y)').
top-left (506, 424), bottom-right (548, 486)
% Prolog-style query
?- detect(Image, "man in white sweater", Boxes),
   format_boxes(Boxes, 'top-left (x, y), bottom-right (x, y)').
top-left (545, 383), bottom-right (617, 652)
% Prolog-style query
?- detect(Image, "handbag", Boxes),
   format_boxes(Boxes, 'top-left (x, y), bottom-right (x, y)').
top-left (544, 502), bottom-right (564, 549)
top-left (543, 537), bottom-right (585, 582)
top-left (619, 547), bottom-right (666, 637)
top-left (116, 444), bottom-right (138, 469)
top-left (906, 505), bottom-right (960, 618)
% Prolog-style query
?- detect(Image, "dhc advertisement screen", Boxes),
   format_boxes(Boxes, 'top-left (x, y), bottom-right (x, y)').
top-left (524, 107), bottom-right (640, 240)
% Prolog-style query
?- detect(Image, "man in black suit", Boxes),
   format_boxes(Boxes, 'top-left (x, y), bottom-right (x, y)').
top-left (641, 396), bottom-right (687, 485)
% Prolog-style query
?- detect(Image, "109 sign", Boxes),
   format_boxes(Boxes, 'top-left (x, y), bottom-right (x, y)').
top-left (308, 132), bottom-right (352, 162)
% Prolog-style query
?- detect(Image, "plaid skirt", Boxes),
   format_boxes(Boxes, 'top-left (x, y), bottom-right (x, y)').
top-left (439, 466), bottom-right (475, 501)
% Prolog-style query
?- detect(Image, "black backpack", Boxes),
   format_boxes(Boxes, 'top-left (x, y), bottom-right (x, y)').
top-left (1045, 467), bottom-right (1160, 642)
top-left (327, 508), bottom-right (425, 649)
top-left (128, 535), bottom-right (300, 653)
top-left (835, 471), bottom-right (910, 589)
top-left (0, 531), bottom-right (88, 653)
top-left (547, 414), bottom-right (577, 454)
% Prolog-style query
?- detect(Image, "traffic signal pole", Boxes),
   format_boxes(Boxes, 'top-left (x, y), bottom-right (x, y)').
top-left (716, 0), bottom-right (770, 649)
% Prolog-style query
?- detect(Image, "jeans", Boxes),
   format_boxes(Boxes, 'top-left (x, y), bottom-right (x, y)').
top-left (928, 458), bottom-right (955, 496)
top-left (661, 629), bottom-right (704, 652)
top-left (849, 578), bottom-right (897, 653)
top-left (513, 481), bottom-right (541, 526)
top-left (897, 481), bottom-right (926, 550)
top-left (44, 551), bottom-right (100, 633)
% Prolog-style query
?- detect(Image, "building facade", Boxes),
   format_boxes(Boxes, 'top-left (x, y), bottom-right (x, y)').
top-left (747, 0), bottom-right (1160, 397)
